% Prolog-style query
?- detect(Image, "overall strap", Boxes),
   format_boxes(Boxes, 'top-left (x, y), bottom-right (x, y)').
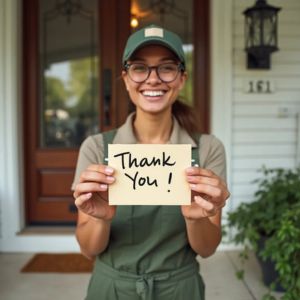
top-left (102, 129), bottom-right (117, 165)
top-left (191, 133), bottom-right (201, 166)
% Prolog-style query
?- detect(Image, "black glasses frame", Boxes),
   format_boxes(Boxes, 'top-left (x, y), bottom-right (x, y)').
top-left (124, 62), bottom-right (185, 83)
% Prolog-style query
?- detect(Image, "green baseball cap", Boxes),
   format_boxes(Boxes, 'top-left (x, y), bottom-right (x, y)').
top-left (122, 24), bottom-right (186, 68)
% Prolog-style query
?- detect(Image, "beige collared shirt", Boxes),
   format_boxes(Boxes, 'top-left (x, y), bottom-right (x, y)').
top-left (72, 113), bottom-right (226, 189)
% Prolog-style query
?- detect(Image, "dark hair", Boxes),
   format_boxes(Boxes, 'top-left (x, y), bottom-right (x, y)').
top-left (172, 100), bottom-right (202, 141)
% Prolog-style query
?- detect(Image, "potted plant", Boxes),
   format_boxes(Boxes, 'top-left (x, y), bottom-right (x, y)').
top-left (225, 167), bottom-right (300, 300)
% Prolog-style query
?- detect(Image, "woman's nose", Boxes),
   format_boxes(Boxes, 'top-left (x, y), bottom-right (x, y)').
top-left (146, 68), bottom-right (162, 84)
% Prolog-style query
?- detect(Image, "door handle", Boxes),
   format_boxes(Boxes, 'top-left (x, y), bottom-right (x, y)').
top-left (69, 203), bottom-right (78, 213)
top-left (103, 68), bottom-right (112, 126)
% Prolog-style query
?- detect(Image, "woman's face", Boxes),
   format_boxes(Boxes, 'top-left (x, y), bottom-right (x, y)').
top-left (122, 45), bottom-right (187, 115)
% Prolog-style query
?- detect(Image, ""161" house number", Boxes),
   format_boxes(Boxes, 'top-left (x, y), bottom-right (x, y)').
top-left (245, 79), bottom-right (274, 94)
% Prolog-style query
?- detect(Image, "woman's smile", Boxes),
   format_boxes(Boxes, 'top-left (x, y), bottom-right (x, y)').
top-left (140, 89), bottom-right (167, 101)
top-left (142, 90), bottom-right (165, 97)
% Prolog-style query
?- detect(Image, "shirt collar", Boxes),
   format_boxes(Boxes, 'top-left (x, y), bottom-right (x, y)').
top-left (114, 112), bottom-right (197, 148)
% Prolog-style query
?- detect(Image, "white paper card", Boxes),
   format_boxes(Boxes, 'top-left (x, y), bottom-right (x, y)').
top-left (108, 144), bottom-right (191, 205)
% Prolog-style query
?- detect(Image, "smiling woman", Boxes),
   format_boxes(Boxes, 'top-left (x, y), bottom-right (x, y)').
top-left (122, 45), bottom-right (187, 118)
top-left (72, 24), bottom-right (230, 300)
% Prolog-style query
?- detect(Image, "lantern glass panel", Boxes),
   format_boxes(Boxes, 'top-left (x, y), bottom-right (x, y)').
top-left (245, 17), bottom-right (252, 48)
top-left (263, 16), bottom-right (276, 46)
top-left (246, 12), bottom-right (262, 47)
top-left (253, 12), bottom-right (262, 46)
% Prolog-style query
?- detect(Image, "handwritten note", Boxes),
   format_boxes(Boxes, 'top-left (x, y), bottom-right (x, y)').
top-left (108, 144), bottom-right (191, 205)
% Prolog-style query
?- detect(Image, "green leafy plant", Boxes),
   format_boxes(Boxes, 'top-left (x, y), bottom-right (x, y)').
top-left (226, 167), bottom-right (300, 300)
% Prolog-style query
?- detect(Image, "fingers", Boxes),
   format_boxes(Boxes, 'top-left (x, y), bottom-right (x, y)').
top-left (79, 165), bottom-right (115, 183)
top-left (186, 167), bottom-right (226, 186)
top-left (73, 182), bottom-right (109, 198)
top-left (185, 167), bottom-right (229, 202)
top-left (182, 195), bottom-right (219, 219)
top-left (189, 183), bottom-right (222, 199)
top-left (186, 167), bottom-right (215, 177)
top-left (79, 170), bottom-right (115, 185)
top-left (86, 164), bottom-right (114, 175)
top-left (74, 164), bottom-right (115, 199)
top-left (194, 195), bottom-right (224, 216)
top-left (182, 167), bottom-right (229, 220)
top-left (194, 195), bottom-right (215, 212)
top-left (187, 175), bottom-right (224, 188)
top-left (74, 192), bottom-right (92, 208)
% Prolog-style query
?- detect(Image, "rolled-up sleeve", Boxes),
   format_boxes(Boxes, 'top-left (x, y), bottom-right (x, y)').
top-left (199, 135), bottom-right (227, 182)
top-left (71, 134), bottom-right (104, 190)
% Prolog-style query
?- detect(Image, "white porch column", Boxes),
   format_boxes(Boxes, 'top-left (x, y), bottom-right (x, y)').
top-left (210, 0), bottom-right (233, 214)
top-left (0, 0), bottom-right (79, 252)
top-left (0, 0), bottom-right (24, 242)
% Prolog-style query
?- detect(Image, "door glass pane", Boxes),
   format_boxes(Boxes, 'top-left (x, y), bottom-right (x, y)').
top-left (131, 0), bottom-right (193, 105)
top-left (39, 0), bottom-right (99, 148)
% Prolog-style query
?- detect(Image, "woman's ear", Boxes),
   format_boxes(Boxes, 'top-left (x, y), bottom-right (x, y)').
top-left (122, 70), bottom-right (129, 91)
top-left (178, 71), bottom-right (188, 91)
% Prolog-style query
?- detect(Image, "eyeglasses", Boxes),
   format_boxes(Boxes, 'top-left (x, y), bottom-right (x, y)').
top-left (124, 62), bottom-right (184, 83)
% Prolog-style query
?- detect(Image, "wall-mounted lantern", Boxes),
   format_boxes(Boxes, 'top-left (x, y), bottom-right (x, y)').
top-left (243, 0), bottom-right (281, 69)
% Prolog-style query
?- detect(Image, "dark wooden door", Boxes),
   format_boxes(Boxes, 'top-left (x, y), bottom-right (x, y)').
top-left (23, 0), bottom-right (209, 225)
top-left (23, 0), bottom-right (130, 224)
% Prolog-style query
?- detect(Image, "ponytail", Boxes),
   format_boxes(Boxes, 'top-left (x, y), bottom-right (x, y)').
top-left (172, 100), bottom-right (202, 142)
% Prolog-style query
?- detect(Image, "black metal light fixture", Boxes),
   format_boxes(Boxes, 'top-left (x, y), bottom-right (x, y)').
top-left (244, 0), bottom-right (281, 69)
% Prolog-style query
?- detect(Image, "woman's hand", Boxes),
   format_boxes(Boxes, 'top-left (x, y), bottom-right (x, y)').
top-left (181, 167), bottom-right (230, 220)
top-left (73, 164), bottom-right (117, 221)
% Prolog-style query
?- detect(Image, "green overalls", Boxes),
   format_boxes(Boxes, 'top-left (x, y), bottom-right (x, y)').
top-left (86, 131), bottom-right (205, 300)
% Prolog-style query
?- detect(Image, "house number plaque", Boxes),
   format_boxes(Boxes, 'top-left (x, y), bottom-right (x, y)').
top-left (244, 79), bottom-right (275, 94)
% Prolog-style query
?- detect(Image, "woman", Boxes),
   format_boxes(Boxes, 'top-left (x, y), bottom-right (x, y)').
top-left (73, 25), bottom-right (230, 300)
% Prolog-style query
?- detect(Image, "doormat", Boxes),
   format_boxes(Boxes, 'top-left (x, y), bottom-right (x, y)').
top-left (21, 253), bottom-right (94, 273)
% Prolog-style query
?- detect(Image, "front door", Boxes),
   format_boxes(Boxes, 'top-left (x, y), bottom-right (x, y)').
top-left (23, 0), bottom-right (209, 225)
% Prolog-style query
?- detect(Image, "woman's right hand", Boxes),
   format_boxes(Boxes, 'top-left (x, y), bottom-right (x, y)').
top-left (73, 164), bottom-right (116, 221)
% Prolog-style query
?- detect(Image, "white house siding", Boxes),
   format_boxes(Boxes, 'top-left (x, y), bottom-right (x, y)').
top-left (231, 0), bottom-right (300, 210)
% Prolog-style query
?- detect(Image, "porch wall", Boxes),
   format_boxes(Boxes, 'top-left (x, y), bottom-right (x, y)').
top-left (230, 0), bottom-right (300, 210)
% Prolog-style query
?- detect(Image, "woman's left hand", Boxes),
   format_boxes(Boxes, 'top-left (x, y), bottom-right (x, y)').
top-left (181, 167), bottom-right (230, 220)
